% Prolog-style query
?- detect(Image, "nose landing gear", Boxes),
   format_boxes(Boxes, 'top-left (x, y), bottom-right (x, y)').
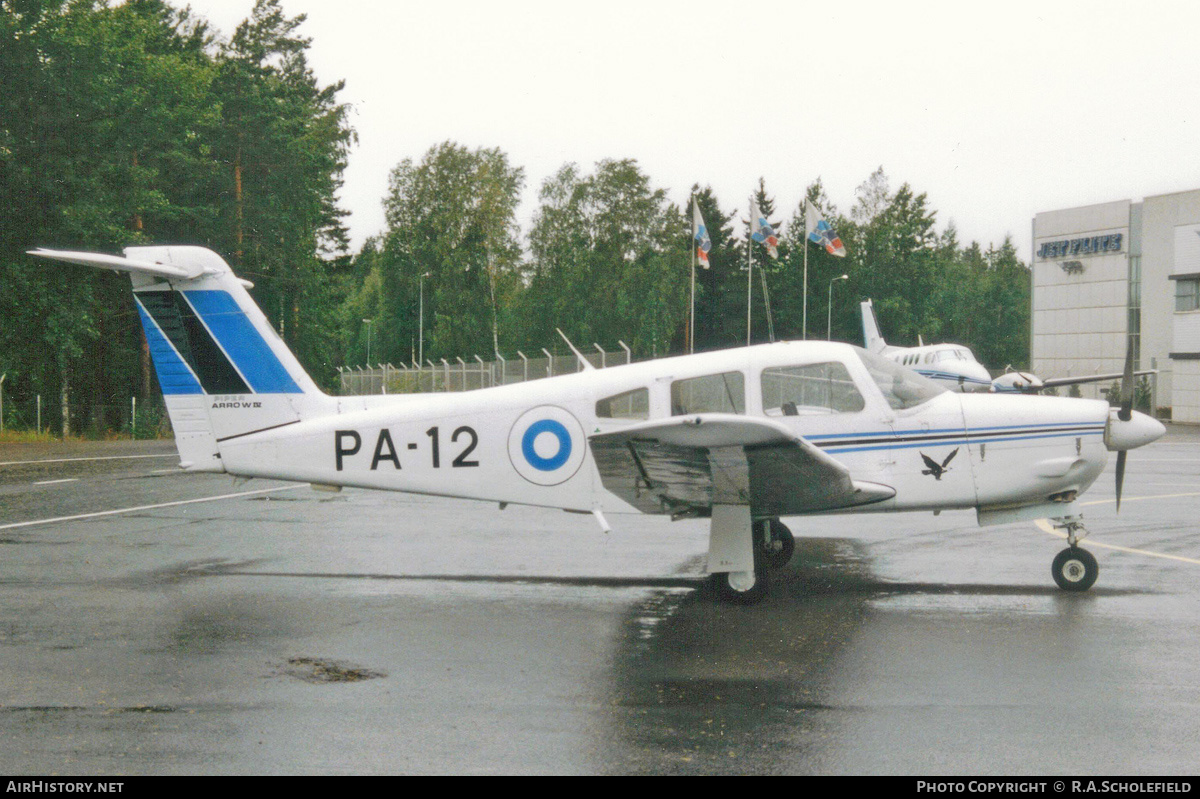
top-left (1050, 517), bottom-right (1099, 592)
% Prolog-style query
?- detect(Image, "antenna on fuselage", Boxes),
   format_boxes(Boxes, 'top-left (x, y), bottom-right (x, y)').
top-left (556, 328), bottom-right (596, 371)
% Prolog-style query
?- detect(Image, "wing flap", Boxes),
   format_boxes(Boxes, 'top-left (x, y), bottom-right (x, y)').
top-left (589, 414), bottom-right (894, 516)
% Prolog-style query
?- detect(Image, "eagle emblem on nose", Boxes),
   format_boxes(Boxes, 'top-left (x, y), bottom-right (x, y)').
top-left (920, 448), bottom-right (959, 480)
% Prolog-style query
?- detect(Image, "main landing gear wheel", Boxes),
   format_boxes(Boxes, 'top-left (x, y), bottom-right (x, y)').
top-left (711, 567), bottom-right (769, 605)
top-left (1052, 546), bottom-right (1099, 592)
top-left (755, 517), bottom-right (795, 570)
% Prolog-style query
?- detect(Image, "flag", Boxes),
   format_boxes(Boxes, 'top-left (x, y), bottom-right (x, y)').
top-left (750, 200), bottom-right (779, 259)
top-left (692, 200), bottom-right (711, 268)
top-left (805, 199), bottom-right (846, 257)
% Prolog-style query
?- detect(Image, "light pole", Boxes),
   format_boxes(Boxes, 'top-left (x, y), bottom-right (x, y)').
top-left (418, 272), bottom-right (431, 365)
top-left (362, 318), bottom-right (373, 364)
top-left (827, 274), bottom-right (848, 340)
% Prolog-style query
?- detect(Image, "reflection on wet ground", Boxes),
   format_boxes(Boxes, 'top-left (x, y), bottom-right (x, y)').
top-left (604, 535), bottom-right (1185, 775)
top-left (608, 539), bottom-right (871, 774)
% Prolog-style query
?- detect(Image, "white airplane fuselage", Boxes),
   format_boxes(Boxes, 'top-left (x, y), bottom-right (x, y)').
top-left (879, 343), bottom-right (995, 393)
top-left (217, 341), bottom-right (1111, 522)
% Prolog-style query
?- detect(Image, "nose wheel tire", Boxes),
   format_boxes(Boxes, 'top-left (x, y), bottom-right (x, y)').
top-left (711, 568), bottom-right (770, 604)
top-left (1052, 546), bottom-right (1099, 592)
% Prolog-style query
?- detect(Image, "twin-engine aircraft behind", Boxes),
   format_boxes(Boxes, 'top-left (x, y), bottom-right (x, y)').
top-left (861, 299), bottom-right (1153, 395)
top-left (31, 246), bottom-right (1166, 603)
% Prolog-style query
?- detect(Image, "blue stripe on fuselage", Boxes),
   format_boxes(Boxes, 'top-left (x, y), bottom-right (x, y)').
top-left (822, 429), bottom-right (1104, 454)
top-left (809, 422), bottom-right (1106, 454)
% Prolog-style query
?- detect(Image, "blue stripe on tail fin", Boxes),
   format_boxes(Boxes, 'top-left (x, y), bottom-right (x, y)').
top-left (134, 300), bottom-right (204, 395)
top-left (182, 290), bottom-right (303, 394)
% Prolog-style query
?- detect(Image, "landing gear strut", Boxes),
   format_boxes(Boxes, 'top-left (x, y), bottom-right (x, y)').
top-left (1050, 518), bottom-right (1098, 592)
top-left (756, 517), bottom-right (795, 570)
top-left (710, 517), bottom-right (794, 604)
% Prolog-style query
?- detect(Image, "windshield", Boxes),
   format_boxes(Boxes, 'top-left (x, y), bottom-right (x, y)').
top-left (854, 347), bottom-right (947, 410)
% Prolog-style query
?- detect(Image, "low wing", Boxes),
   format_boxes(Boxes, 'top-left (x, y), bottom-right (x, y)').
top-left (589, 414), bottom-right (894, 518)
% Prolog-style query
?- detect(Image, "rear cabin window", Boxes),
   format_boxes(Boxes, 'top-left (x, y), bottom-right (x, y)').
top-left (596, 387), bottom-right (650, 420)
top-left (671, 371), bottom-right (745, 415)
top-left (762, 362), bottom-right (865, 416)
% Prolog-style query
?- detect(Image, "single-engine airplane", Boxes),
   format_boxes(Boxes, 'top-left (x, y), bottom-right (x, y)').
top-left (861, 299), bottom-right (1154, 396)
top-left (30, 246), bottom-right (1167, 603)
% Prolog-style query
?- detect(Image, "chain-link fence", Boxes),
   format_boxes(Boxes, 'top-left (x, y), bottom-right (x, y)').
top-left (339, 344), bottom-right (635, 395)
top-left (0, 394), bottom-right (171, 439)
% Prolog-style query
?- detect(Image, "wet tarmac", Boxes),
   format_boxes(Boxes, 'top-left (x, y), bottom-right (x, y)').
top-left (2, 428), bottom-right (1199, 774)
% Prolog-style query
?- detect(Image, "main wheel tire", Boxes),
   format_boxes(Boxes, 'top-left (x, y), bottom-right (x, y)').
top-left (711, 568), bottom-right (770, 604)
top-left (1052, 546), bottom-right (1099, 592)
top-left (756, 518), bottom-right (795, 570)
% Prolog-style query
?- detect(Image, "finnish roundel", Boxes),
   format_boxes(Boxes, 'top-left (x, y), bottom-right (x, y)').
top-left (508, 406), bottom-right (587, 486)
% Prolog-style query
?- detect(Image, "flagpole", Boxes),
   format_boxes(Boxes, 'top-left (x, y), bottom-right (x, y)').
top-left (689, 202), bottom-right (696, 355)
top-left (803, 207), bottom-right (809, 341)
top-left (746, 197), bottom-right (752, 347)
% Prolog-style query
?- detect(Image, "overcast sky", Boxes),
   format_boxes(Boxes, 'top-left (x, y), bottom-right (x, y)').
top-left (180, 0), bottom-right (1200, 262)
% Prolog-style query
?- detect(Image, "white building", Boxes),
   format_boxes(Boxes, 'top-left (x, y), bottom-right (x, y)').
top-left (1033, 189), bottom-right (1200, 423)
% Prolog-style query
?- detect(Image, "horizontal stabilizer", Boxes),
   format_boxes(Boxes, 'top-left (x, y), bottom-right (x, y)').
top-left (28, 248), bottom-right (202, 280)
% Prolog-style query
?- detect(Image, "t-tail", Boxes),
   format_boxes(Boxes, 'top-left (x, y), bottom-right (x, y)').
top-left (28, 246), bottom-right (336, 473)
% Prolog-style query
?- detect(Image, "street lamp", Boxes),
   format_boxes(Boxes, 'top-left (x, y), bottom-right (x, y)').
top-left (827, 274), bottom-right (848, 340)
top-left (362, 318), bottom-right (373, 364)
top-left (418, 272), bottom-right (431, 365)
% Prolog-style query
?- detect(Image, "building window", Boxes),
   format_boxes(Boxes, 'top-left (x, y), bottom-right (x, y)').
top-left (1129, 255), bottom-right (1142, 371)
top-left (1177, 278), bottom-right (1200, 312)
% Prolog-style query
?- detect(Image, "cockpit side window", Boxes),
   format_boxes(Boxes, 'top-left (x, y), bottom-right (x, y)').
top-left (596, 387), bottom-right (650, 420)
top-left (855, 347), bottom-right (947, 410)
top-left (761, 362), bottom-right (865, 416)
top-left (671, 371), bottom-right (745, 415)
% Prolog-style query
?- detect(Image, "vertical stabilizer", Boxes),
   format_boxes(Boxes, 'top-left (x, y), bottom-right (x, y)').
top-left (861, 299), bottom-right (888, 354)
top-left (29, 246), bottom-right (335, 472)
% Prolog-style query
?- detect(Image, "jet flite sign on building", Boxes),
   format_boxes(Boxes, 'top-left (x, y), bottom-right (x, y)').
top-left (1037, 233), bottom-right (1124, 260)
